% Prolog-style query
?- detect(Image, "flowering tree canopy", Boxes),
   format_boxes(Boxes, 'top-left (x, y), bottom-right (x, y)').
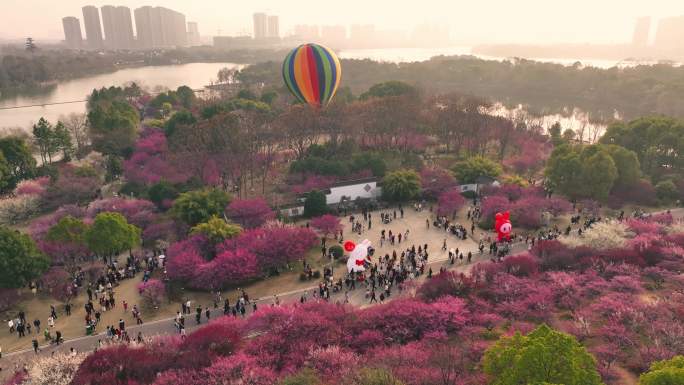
top-left (310, 214), bottom-right (343, 237)
top-left (226, 198), bottom-right (275, 229)
top-left (420, 166), bottom-right (457, 200)
top-left (137, 279), bottom-right (166, 309)
top-left (436, 188), bottom-right (465, 217)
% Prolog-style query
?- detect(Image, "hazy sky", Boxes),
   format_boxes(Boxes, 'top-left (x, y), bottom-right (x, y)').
top-left (2, 0), bottom-right (683, 44)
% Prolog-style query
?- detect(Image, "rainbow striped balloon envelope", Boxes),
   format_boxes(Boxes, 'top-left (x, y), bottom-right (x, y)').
top-left (282, 43), bottom-right (342, 108)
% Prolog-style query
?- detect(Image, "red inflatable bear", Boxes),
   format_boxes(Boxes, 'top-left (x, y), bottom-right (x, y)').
top-left (494, 211), bottom-right (512, 242)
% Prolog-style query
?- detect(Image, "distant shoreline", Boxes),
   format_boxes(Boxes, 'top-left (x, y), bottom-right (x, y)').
top-left (472, 43), bottom-right (683, 64)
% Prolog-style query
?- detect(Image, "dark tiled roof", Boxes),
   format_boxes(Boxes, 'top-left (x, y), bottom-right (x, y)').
top-left (328, 177), bottom-right (379, 188)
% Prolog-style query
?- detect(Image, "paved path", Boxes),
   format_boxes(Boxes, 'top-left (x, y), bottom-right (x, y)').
top-left (0, 238), bottom-right (486, 377)
top-left (3, 207), bottom-right (680, 378)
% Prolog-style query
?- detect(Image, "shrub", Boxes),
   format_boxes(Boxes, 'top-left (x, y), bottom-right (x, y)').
top-left (418, 271), bottom-right (475, 301)
top-left (329, 245), bottom-right (344, 259)
top-left (531, 240), bottom-right (579, 271)
top-left (73, 345), bottom-right (174, 385)
top-left (561, 220), bottom-right (631, 250)
top-left (357, 297), bottom-right (469, 343)
top-left (190, 248), bottom-right (260, 290)
top-left (503, 253), bottom-right (539, 277)
top-left (306, 346), bottom-right (359, 381)
top-left (21, 352), bottom-right (86, 385)
top-left (137, 279), bottom-right (166, 309)
top-left (181, 318), bottom-right (243, 358)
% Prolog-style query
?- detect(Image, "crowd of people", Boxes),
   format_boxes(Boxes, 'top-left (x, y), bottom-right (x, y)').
top-left (3, 196), bottom-right (657, 380)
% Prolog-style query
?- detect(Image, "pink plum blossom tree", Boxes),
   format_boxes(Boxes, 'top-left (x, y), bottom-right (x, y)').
top-left (310, 214), bottom-right (343, 238)
top-left (436, 188), bottom-right (465, 217)
top-left (420, 166), bottom-right (457, 200)
top-left (226, 198), bottom-right (275, 229)
top-left (137, 279), bottom-right (166, 309)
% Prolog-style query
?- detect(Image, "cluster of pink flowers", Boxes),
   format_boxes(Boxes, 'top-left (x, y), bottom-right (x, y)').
top-left (54, 218), bottom-right (684, 385)
top-left (14, 176), bottom-right (50, 197)
top-left (123, 128), bottom-right (188, 185)
top-left (86, 198), bottom-right (158, 230)
top-left (480, 185), bottom-right (571, 229)
top-left (166, 223), bottom-right (318, 290)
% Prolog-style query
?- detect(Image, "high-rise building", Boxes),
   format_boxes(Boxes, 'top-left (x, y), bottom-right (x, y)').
top-left (632, 17), bottom-right (651, 47)
top-left (62, 16), bottom-right (83, 49)
top-left (117, 6), bottom-right (135, 49)
top-left (654, 16), bottom-right (684, 52)
top-left (82, 5), bottom-right (104, 49)
top-left (134, 6), bottom-right (157, 49)
top-left (412, 23), bottom-right (449, 47)
top-left (267, 15), bottom-right (279, 38)
top-left (101, 5), bottom-right (134, 49)
top-left (294, 25), bottom-right (319, 41)
top-left (187, 22), bottom-right (201, 46)
top-left (321, 25), bottom-right (346, 46)
top-left (101, 6), bottom-right (117, 48)
top-left (350, 24), bottom-right (375, 41)
top-left (134, 6), bottom-right (187, 49)
top-left (253, 13), bottom-right (268, 39)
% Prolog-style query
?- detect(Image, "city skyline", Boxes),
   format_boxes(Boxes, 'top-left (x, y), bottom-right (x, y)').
top-left (62, 4), bottom-right (196, 50)
top-left (3, 0), bottom-right (684, 46)
top-left (58, 7), bottom-right (684, 54)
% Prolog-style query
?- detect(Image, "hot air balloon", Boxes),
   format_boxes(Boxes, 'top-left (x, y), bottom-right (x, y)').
top-left (282, 43), bottom-right (342, 108)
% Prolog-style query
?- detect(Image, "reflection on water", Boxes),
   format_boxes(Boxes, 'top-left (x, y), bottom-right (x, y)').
top-left (1, 48), bottom-right (674, 132)
top-left (490, 103), bottom-right (608, 143)
top-left (0, 62), bottom-right (243, 130)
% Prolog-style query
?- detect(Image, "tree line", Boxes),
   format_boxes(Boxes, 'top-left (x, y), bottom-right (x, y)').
top-left (238, 56), bottom-right (684, 121)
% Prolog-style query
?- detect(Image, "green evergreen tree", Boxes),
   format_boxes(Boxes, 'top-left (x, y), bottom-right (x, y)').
top-left (483, 324), bottom-right (603, 385)
top-left (0, 226), bottom-right (49, 288)
top-left (303, 190), bottom-right (327, 218)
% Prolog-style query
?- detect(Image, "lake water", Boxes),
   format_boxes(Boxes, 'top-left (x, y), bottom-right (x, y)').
top-left (0, 62), bottom-right (243, 130)
top-left (0, 48), bottom-right (666, 131)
